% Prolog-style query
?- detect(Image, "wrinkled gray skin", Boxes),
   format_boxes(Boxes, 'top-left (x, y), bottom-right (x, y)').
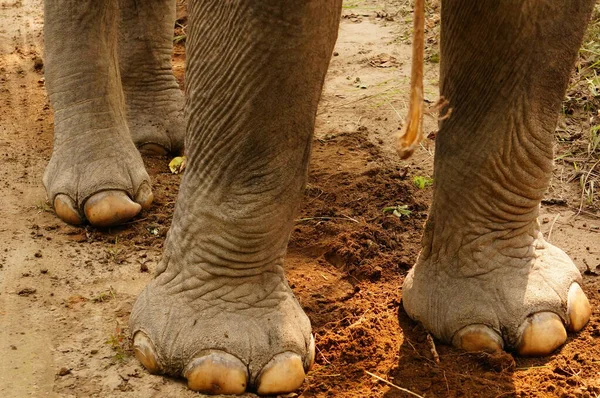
top-left (402, 1), bottom-right (595, 350)
top-left (43, 0), bottom-right (595, 395)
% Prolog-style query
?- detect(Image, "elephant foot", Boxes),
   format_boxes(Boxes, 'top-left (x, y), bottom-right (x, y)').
top-left (129, 259), bottom-right (314, 395)
top-left (402, 231), bottom-right (591, 356)
top-left (124, 86), bottom-right (186, 155)
top-left (43, 129), bottom-right (153, 227)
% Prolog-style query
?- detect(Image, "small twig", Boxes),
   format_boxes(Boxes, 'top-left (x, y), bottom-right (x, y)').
top-left (348, 309), bottom-right (371, 329)
top-left (341, 214), bottom-right (360, 223)
top-left (385, 98), bottom-right (403, 120)
top-left (122, 217), bottom-right (149, 225)
top-left (567, 364), bottom-right (581, 378)
top-left (515, 365), bottom-right (550, 371)
top-left (419, 142), bottom-right (433, 158)
top-left (495, 392), bottom-right (518, 398)
top-left (295, 216), bottom-right (359, 223)
top-left (365, 371), bottom-right (425, 398)
top-left (405, 338), bottom-right (436, 364)
top-left (547, 213), bottom-right (560, 242)
top-left (576, 208), bottom-right (600, 219)
top-left (443, 371), bottom-right (450, 395)
top-left (315, 345), bottom-right (332, 367)
top-left (426, 334), bottom-right (440, 364)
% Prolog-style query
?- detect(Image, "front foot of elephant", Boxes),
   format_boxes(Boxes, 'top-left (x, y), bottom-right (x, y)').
top-left (402, 233), bottom-right (591, 357)
top-left (43, 131), bottom-right (153, 227)
top-left (129, 269), bottom-right (314, 395)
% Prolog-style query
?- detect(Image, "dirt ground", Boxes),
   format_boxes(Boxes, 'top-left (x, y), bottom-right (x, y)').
top-left (1, 1), bottom-right (599, 397)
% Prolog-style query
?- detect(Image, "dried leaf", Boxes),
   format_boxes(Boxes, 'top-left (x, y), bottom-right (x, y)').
top-left (169, 156), bottom-right (187, 174)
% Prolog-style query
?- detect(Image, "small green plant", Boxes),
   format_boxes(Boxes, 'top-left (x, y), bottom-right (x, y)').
top-left (342, 0), bottom-right (361, 9)
top-left (580, 167), bottom-right (598, 206)
top-left (585, 71), bottom-right (600, 97)
top-left (35, 201), bottom-right (52, 213)
top-left (428, 52), bottom-right (440, 63)
top-left (105, 237), bottom-right (124, 263)
top-left (590, 125), bottom-right (600, 154)
top-left (92, 286), bottom-right (116, 303)
top-left (413, 175), bottom-right (434, 189)
top-left (383, 205), bottom-right (412, 219)
top-left (173, 22), bottom-right (186, 44)
top-left (106, 321), bottom-right (130, 363)
top-left (147, 225), bottom-right (160, 236)
top-left (585, 179), bottom-right (596, 205)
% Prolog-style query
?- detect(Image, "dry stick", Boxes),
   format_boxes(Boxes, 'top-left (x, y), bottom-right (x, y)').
top-left (364, 371), bottom-right (425, 398)
top-left (397, 0), bottom-right (425, 159)
top-left (315, 345), bottom-right (332, 367)
top-left (443, 371), bottom-right (450, 395)
top-left (405, 338), bottom-right (437, 364)
top-left (426, 333), bottom-right (440, 364)
top-left (295, 215), bottom-right (359, 223)
top-left (546, 213), bottom-right (560, 243)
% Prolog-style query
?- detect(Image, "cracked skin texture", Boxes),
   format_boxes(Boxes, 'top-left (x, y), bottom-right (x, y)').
top-left (41, 0), bottom-right (594, 395)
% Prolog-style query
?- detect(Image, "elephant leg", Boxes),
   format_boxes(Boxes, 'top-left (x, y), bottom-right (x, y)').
top-left (43, 0), bottom-right (153, 227)
top-left (129, 0), bottom-right (342, 395)
top-left (118, 0), bottom-right (185, 155)
top-left (403, 0), bottom-right (595, 356)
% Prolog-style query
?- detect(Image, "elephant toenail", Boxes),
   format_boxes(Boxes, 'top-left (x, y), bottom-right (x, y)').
top-left (567, 283), bottom-right (591, 332)
top-left (516, 312), bottom-right (567, 356)
top-left (256, 352), bottom-right (306, 395)
top-left (83, 190), bottom-right (142, 227)
top-left (452, 324), bottom-right (504, 353)
top-left (184, 351), bottom-right (248, 395)
top-left (132, 331), bottom-right (161, 374)
top-left (53, 194), bottom-right (84, 225)
top-left (134, 183), bottom-right (154, 210)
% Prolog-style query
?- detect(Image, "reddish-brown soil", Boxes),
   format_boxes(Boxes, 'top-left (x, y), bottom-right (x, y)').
top-left (1, 1), bottom-right (599, 397)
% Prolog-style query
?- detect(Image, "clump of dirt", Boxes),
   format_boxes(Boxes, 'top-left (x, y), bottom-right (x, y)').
top-left (287, 126), bottom-right (427, 397)
top-left (290, 130), bottom-right (428, 282)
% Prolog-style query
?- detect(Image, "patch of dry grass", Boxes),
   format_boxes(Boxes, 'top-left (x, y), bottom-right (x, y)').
top-left (557, 5), bottom-right (600, 214)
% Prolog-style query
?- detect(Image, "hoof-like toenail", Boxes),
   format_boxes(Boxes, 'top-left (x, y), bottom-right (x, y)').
top-left (184, 351), bottom-right (248, 395)
top-left (54, 194), bottom-right (84, 225)
top-left (138, 143), bottom-right (169, 156)
top-left (567, 283), bottom-right (591, 332)
top-left (516, 312), bottom-right (567, 356)
top-left (452, 324), bottom-right (504, 352)
top-left (305, 334), bottom-right (315, 371)
top-left (134, 183), bottom-right (154, 210)
top-left (133, 331), bottom-right (161, 374)
top-left (83, 190), bottom-right (142, 227)
top-left (256, 352), bottom-right (306, 395)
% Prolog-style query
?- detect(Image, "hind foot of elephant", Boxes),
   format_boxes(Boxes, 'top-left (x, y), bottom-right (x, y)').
top-left (124, 85), bottom-right (186, 155)
top-left (129, 259), bottom-right (314, 395)
top-left (43, 127), bottom-right (153, 227)
top-left (402, 231), bottom-right (591, 356)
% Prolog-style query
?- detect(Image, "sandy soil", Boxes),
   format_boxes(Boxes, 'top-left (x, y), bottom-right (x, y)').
top-left (1, 1), bottom-right (599, 397)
